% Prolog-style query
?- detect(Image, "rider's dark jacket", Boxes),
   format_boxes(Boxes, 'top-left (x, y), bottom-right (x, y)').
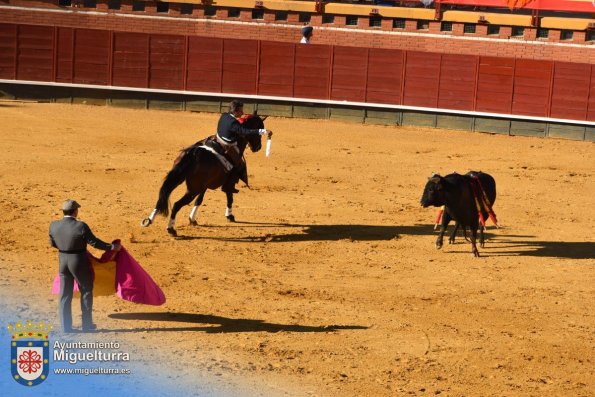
top-left (216, 113), bottom-right (262, 143)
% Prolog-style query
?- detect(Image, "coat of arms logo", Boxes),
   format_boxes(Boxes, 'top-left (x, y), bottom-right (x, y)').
top-left (8, 320), bottom-right (52, 386)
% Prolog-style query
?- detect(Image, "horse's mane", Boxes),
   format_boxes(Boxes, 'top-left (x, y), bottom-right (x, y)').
top-left (173, 113), bottom-right (264, 167)
top-left (240, 114), bottom-right (265, 130)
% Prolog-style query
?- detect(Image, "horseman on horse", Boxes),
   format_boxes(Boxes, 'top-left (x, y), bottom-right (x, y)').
top-left (215, 100), bottom-right (273, 192)
top-left (141, 100), bottom-right (273, 236)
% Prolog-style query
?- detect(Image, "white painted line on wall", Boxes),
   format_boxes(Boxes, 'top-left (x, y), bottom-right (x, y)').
top-left (1, 78), bottom-right (593, 126)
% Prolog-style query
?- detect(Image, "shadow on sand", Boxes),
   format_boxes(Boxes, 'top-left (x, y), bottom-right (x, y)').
top-left (488, 239), bottom-right (594, 260)
top-left (445, 229), bottom-right (594, 260)
top-left (105, 312), bottom-right (368, 334)
top-left (171, 221), bottom-right (592, 260)
top-left (175, 221), bottom-right (433, 243)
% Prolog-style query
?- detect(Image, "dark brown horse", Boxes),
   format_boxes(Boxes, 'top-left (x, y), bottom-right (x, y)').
top-left (141, 113), bottom-right (265, 236)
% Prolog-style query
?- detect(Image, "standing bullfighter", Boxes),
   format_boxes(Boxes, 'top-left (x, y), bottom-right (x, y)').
top-left (49, 200), bottom-right (121, 332)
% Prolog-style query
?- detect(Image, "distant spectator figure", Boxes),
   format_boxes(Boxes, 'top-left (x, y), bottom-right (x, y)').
top-left (301, 25), bottom-right (313, 44)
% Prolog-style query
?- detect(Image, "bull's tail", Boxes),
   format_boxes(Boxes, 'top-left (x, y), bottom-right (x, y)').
top-left (155, 148), bottom-right (196, 217)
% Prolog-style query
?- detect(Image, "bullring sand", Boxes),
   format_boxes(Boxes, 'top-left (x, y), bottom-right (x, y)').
top-left (0, 102), bottom-right (593, 396)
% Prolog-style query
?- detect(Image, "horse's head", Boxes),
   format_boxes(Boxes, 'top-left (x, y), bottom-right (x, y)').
top-left (238, 111), bottom-right (267, 152)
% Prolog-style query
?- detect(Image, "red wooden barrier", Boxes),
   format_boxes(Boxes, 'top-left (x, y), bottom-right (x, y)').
top-left (438, 54), bottom-right (477, 111)
top-left (512, 59), bottom-right (552, 117)
top-left (403, 51), bottom-right (441, 108)
top-left (56, 27), bottom-right (73, 84)
top-left (366, 48), bottom-right (404, 105)
top-left (187, 37), bottom-right (223, 93)
top-left (222, 39), bottom-right (258, 95)
top-left (74, 29), bottom-right (109, 85)
top-left (0, 23), bottom-right (17, 80)
top-left (17, 25), bottom-right (53, 82)
top-left (294, 44), bottom-right (331, 100)
top-left (476, 56), bottom-right (515, 114)
top-left (258, 41), bottom-right (295, 97)
top-left (112, 32), bottom-right (149, 88)
top-left (550, 62), bottom-right (590, 121)
top-left (588, 66), bottom-right (595, 121)
top-left (331, 46), bottom-right (368, 102)
top-left (1, 23), bottom-right (594, 122)
top-left (150, 34), bottom-right (185, 90)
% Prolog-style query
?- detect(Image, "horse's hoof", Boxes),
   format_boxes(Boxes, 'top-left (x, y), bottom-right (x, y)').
top-left (435, 242), bottom-right (443, 250)
top-left (141, 218), bottom-right (152, 227)
top-left (167, 228), bottom-right (177, 237)
top-left (227, 215), bottom-right (236, 223)
top-left (472, 250), bottom-right (480, 258)
top-left (480, 242), bottom-right (485, 248)
top-left (189, 220), bottom-right (198, 226)
top-left (448, 239), bottom-right (455, 245)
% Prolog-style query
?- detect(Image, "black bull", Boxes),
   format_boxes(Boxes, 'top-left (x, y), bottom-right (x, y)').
top-left (420, 171), bottom-right (496, 257)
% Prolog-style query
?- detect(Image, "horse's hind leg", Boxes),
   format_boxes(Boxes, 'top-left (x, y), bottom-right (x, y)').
top-left (141, 208), bottom-right (158, 227)
top-left (189, 191), bottom-right (206, 226)
top-left (168, 192), bottom-right (196, 236)
top-left (225, 191), bottom-right (235, 222)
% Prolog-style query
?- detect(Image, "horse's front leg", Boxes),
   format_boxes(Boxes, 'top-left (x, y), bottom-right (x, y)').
top-left (436, 212), bottom-right (451, 249)
top-left (225, 191), bottom-right (235, 222)
top-left (189, 191), bottom-right (206, 226)
top-left (168, 192), bottom-right (196, 236)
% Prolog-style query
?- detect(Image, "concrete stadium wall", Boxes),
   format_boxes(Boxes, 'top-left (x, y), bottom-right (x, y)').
top-left (1, 83), bottom-right (593, 141)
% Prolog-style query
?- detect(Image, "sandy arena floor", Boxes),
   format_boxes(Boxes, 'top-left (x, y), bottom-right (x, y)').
top-left (0, 102), bottom-right (593, 396)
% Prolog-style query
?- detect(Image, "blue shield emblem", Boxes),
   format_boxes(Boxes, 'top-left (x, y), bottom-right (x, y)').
top-left (11, 339), bottom-right (50, 386)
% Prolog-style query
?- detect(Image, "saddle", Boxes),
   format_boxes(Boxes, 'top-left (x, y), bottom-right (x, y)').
top-left (195, 136), bottom-right (249, 190)
top-left (202, 136), bottom-right (224, 156)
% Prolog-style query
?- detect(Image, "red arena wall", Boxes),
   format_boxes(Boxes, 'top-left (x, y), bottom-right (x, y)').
top-left (2, 22), bottom-right (594, 122)
top-left (1, 0), bottom-right (594, 128)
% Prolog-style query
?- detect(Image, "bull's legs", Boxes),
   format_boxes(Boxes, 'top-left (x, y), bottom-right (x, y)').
top-left (189, 192), bottom-right (206, 226)
top-left (168, 192), bottom-right (196, 236)
top-left (479, 211), bottom-right (488, 248)
top-left (225, 191), bottom-right (235, 222)
top-left (470, 223), bottom-right (480, 257)
top-left (448, 222), bottom-right (459, 244)
top-left (479, 224), bottom-right (486, 248)
top-left (436, 212), bottom-right (452, 249)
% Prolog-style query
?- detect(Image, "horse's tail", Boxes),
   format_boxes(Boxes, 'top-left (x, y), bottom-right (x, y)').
top-left (155, 148), bottom-right (196, 217)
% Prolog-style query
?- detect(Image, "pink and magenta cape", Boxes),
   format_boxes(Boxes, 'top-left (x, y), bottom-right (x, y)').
top-left (52, 241), bottom-right (165, 306)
